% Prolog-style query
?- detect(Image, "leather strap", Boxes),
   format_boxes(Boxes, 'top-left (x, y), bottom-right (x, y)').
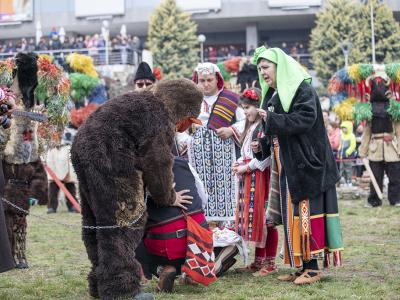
top-left (146, 220), bottom-right (208, 240)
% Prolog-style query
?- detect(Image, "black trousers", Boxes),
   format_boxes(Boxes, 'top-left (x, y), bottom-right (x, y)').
top-left (48, 181), bottom-right (76, 211)
top-left (368, 161), bottom-right (400, 206)
top-left (135, 240), bottom-right (185, 279)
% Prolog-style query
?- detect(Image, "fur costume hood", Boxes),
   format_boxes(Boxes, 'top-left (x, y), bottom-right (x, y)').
top-left (152, 78), bottom-right (203, 124)
top-left (14, 52), bottom-right (38, 109)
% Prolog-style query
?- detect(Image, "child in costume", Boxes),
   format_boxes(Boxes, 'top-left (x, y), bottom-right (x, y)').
top-left (338, 121), bottom-right (357, 186)
top-left (233, 88), bottom-right (278, 276)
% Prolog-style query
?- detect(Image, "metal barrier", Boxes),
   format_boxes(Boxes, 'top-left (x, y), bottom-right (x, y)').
top-left (0, 47), bottom-right (142, 66)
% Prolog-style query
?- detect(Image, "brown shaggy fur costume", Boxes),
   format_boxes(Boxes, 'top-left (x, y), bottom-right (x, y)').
top-left (71, 79), bottom-right (202, 299)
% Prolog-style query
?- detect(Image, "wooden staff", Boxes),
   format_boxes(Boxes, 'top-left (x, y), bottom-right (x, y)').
top-left (362, 158), bottom-right (383, 200)
top-left (44, 165), bottom-right (81, 213)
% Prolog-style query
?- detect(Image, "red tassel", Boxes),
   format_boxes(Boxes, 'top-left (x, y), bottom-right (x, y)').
top-left (347, 84), bottom-right (352, 97)
top-left (397, 83), bottom-right (400, 101)
top-left (357, 82), bottom-right (363, 101)
top-left (333, 251), bottom-right (343, 267)
top-left (324, 252), bottom-right (330, 269)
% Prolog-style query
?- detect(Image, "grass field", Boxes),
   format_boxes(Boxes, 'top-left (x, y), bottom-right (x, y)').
top-left (0, 198), bottom-right (399, 300)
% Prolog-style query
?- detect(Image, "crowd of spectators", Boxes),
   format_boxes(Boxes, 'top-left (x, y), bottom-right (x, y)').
top-left (0, 30), bottom-right (142, 65)
top-left (321, 97), bottom-right (366, 187)
top-left (202, 41), bottom-right (309, 66)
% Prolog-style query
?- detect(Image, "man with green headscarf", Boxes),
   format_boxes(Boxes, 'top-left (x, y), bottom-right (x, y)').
top-left (251, 47), bottom-right (343, 284)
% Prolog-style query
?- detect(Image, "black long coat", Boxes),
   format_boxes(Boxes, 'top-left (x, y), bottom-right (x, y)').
top-left (256, 81), bottom-right (339, 203)
top-left (0, 160), bottom-right (15, 273)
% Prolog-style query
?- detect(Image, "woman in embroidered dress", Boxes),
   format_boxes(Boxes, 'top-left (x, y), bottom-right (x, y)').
top-left (232, 87), bottom-right (278, 276)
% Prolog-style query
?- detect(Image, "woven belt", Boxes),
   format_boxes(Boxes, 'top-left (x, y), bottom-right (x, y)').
top-left (372, 133), bottom-right (393, 139)
top-left (146, 220), bottom-right (208, 240)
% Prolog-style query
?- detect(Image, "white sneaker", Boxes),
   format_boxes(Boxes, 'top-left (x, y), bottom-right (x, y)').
top-left (364, 202), bottom-right (373, 208)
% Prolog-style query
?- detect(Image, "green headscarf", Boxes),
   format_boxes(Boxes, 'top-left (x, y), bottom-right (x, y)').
top-left (252, 46), bottom-right (312, 112)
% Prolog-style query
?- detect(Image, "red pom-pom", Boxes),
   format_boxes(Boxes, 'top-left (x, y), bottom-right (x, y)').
top-left (153, 67), bottom-right (162, 81)
top-left (243, 89), bottom-right (259, 101)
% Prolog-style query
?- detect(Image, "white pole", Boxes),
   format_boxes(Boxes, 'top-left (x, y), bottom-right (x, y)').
top-left (200, 42), bottom-right (204, 63)
top-left (105, 37), bottom-right (109, 65)
top-left (370, 1), bottom-right (376, 64)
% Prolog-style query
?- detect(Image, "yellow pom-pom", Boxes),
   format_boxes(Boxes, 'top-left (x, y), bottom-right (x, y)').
top-left (333, 97), bottom-right (357, 121)
top-left (396, 69), bottom-right (400, 84)
top-left (66, 53), bottom-right (98, 78)
top-left (348, 64), bottom-right (361, 82)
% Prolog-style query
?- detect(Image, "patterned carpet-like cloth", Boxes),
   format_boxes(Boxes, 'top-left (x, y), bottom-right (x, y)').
top-left (188, 127), bottom-right (237, 221)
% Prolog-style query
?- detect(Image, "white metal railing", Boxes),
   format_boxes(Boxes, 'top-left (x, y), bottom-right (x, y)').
top-left (0, 47), bottom-right (142, 66)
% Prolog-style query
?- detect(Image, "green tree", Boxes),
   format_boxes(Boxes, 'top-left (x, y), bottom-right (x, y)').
top-left (310, 0), bottom-right (400, 85)
top-left (147, 0), bottom-right (199, 79)
top-left (310, 0), bottom-right (359, 85)
top-left (352, 0), bottom-right (400, 64)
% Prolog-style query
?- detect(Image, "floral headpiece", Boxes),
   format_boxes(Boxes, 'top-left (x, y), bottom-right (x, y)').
top-left (242, 89), bottom-right (259, 101)
top-left (35, 55), bottom-right (71, 149)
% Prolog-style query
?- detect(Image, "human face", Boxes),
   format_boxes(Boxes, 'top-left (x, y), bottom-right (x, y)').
top-left (242, 103), bottom-right (259, 123)
top-left (257, 59), bottom-right (277, 89)
top-left (135, 79), bottom-right (154, 91)
top-left (197, 73), bottom-right (219, 96)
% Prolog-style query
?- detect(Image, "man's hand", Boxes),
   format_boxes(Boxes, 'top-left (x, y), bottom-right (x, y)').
top-left (173, 189), bottom-right (193, 210)
top-left (251, 140), bottom-right (261, 153)
top-left (257, 108), bottom-right (268, 121)
top-left (216, 127), bottom-right (233, 140)
top-left (232, 164), bottom-right (248, 175)
top-left (178, 142), bottom-right (187, 154)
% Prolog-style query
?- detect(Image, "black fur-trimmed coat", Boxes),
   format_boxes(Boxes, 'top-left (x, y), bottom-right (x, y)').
top-left (256, 81), bottom-right (339, 203)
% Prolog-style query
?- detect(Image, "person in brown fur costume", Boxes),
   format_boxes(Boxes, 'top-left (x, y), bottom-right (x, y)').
top-left (0, 53), bottom-right (48, 269)
top-left (71, 78), bottom-right (203, 300)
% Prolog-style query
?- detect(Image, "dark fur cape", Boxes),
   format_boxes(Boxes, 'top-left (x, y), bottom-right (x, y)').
top-left (257, 81), bottom-right (339, 203)
top-left (14, 52), bottom-right (38, 109)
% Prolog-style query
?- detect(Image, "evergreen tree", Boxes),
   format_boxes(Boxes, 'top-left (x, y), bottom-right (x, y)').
top-left (352, 0), bottom-right (400, 64)
top-left (147, 0), bottom-right (199, 79)
top-left (310, 0), bottom-right (400, 85)
top-left (310, 0), bottom-right (359, 86)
